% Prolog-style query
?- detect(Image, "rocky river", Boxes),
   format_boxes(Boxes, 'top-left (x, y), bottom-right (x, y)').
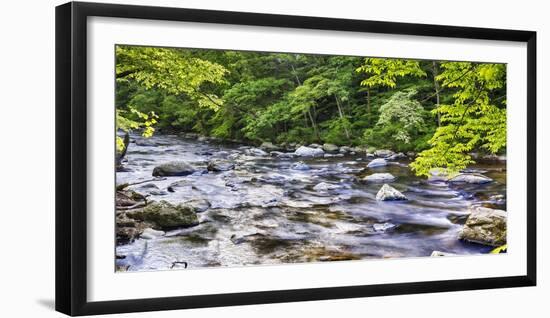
top-left (115, 133), bottom-right (507, 272)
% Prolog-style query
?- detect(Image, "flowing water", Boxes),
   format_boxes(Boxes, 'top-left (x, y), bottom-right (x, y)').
top-left (115, 133), bottom-right (506, 271)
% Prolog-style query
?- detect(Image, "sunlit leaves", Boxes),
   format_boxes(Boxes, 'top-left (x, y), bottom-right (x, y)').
top-left (115, 107), bottom-right (158, 151)
top-left (114, 46), bottom-right (507, 168)
top-left (411, 62), bottom-right (506, 176)
top-left (356, 57), bottom-right (426, 88)
top-left (490, 244), bottom-right (508, 254)
top-left (116, 45), bottom-right (228, 111)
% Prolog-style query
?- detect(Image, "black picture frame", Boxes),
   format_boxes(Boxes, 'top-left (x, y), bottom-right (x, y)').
top-left (55, 1), bottom-right (537, 316)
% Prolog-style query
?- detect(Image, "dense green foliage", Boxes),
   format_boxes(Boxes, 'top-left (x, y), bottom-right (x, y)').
top-left (410, 62), bottom-right (506, 176)
top-left (115, 45), bottom-right (506, 176)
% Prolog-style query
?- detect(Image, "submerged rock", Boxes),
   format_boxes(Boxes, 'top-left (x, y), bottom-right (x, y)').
top-left (376, 184), bottom-right (407, 201)
top-left (459, 206), bottom-right (507, 246)
top-left (260, 141), bottom-right (280, 151)
top-left (213, 150), bottom-right (230, 158)
top-left (339, 146), bottom-right (352, 154)
top-left (127, 200), bottom-right (199, 230)
top-left (428, 168), bottom-right (450, 182)
top-left (246, 148), bottom-right (268, 157)
top-left (152, 161), bottom-right (197, 177)
top-left (324, 153), bottom-right (344, 158)
top-left (135, 138), bottom-right (157, 147)
top-left (294, 146), bottom-right (325, 157)
top-left (363, 173), bottom-right (396, 183)
top-left (140, 228), bottom-right (165, 240)
top-left (313, 182), bottom-right (341, 192)
top-left (183, 198), bottom-right (211, 213)
top-left (322, 143), bottom-right (339, 153)
top-left (291, 161), bottom-right (310, 170)
top-left (270, 151), bottom-right (294, 158)
top-left (374, 149), bottom-right (395, 158)
top-left (373, 222), bottom-right (396, 232)
top-left (386, 152), bottom-right (406, 161)
top-left (207, 159), bottom-right (235, 172)
top-left (230, 232), bottom-right (266, 245)
top-left (367, 158), bottom-right (388, 168)
top-left (448, 173), bottom-right (493, 184)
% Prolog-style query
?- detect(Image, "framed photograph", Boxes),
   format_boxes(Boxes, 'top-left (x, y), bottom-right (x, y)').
top-left (55, 1), bottom-right (536, 316)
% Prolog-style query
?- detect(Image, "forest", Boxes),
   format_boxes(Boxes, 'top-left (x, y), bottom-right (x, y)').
top-left (115, 45), bottom-right (507, 177)
top-left (114, 45), bottom-right (508, 271)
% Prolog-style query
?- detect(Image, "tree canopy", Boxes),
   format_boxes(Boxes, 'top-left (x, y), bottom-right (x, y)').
top-left (115, 45), bottom-right (507, 176)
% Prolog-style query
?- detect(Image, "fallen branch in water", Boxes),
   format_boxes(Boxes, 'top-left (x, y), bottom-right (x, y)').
top-left (116, 202), bottom-right (147, 210)
top-left (116, 177), bottom-right (167, 191)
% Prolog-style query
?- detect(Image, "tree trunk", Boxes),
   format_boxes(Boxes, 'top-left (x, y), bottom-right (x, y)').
top-left (307, 108), bottom-right (321, 142)
top-left (289, 63), bottom-right (309, 128)
top-left (335, 95), bottom-right (351, 140)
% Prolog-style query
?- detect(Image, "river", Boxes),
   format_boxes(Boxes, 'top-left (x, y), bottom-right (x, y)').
top-left (115, 133), bottom-right (506, 271)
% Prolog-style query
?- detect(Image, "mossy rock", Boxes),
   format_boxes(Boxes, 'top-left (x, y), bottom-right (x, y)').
top-left (152, 161), bottom-right (197, 177)
top-left (127, 200), bottom-right (199, 230)
top-left (459, 206), bottom-right (506, 247)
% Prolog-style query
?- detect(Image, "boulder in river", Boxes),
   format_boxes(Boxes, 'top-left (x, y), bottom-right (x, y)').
top-left (448, 173), bottom-right (493, 184)
top-left (363, 173), bottom-right (396, 183)
top-left (376, 184), bottom-right (407, 201)
top-left (291, 161), bottom-right (310, 170)
top-left (322, 143), bottom-right (339, 153)
top-left (294, 146), bottom-right (325, 157)
top-left (115, 212), bottom-right (146, 245)
top-left (270, 151), bottom-right (294, 158)
top-left (367, 158), bottom-right (388, 168)
top-left (152, 161), bottom-right (197, 177)
top-left (127, 200), bottom-right (199, 230)
top-left (313, 182), bottom-right (341, 192)
top-left (207, 159), bottom-right (235, 172)
top-left (116, 226), bottom-right (142, 245)
top-left (213, 150), bottom-right (230, 158)
top-left (339, 146), bottom-right (352, 154)
top-left (386, 152), bottom-right (406, 161)
top-left (140, 228), bottom-right (165, 240)
top-left (374, 149), bottom-right (395, 158)
top-left (260, 141), bottom-right (280, 151)
top-left (245, 148), bottom-right (268, 157)
top-left (458, 206), bottom-right (506, 246)
top-left (373, 222), bottom-right (396, 232)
